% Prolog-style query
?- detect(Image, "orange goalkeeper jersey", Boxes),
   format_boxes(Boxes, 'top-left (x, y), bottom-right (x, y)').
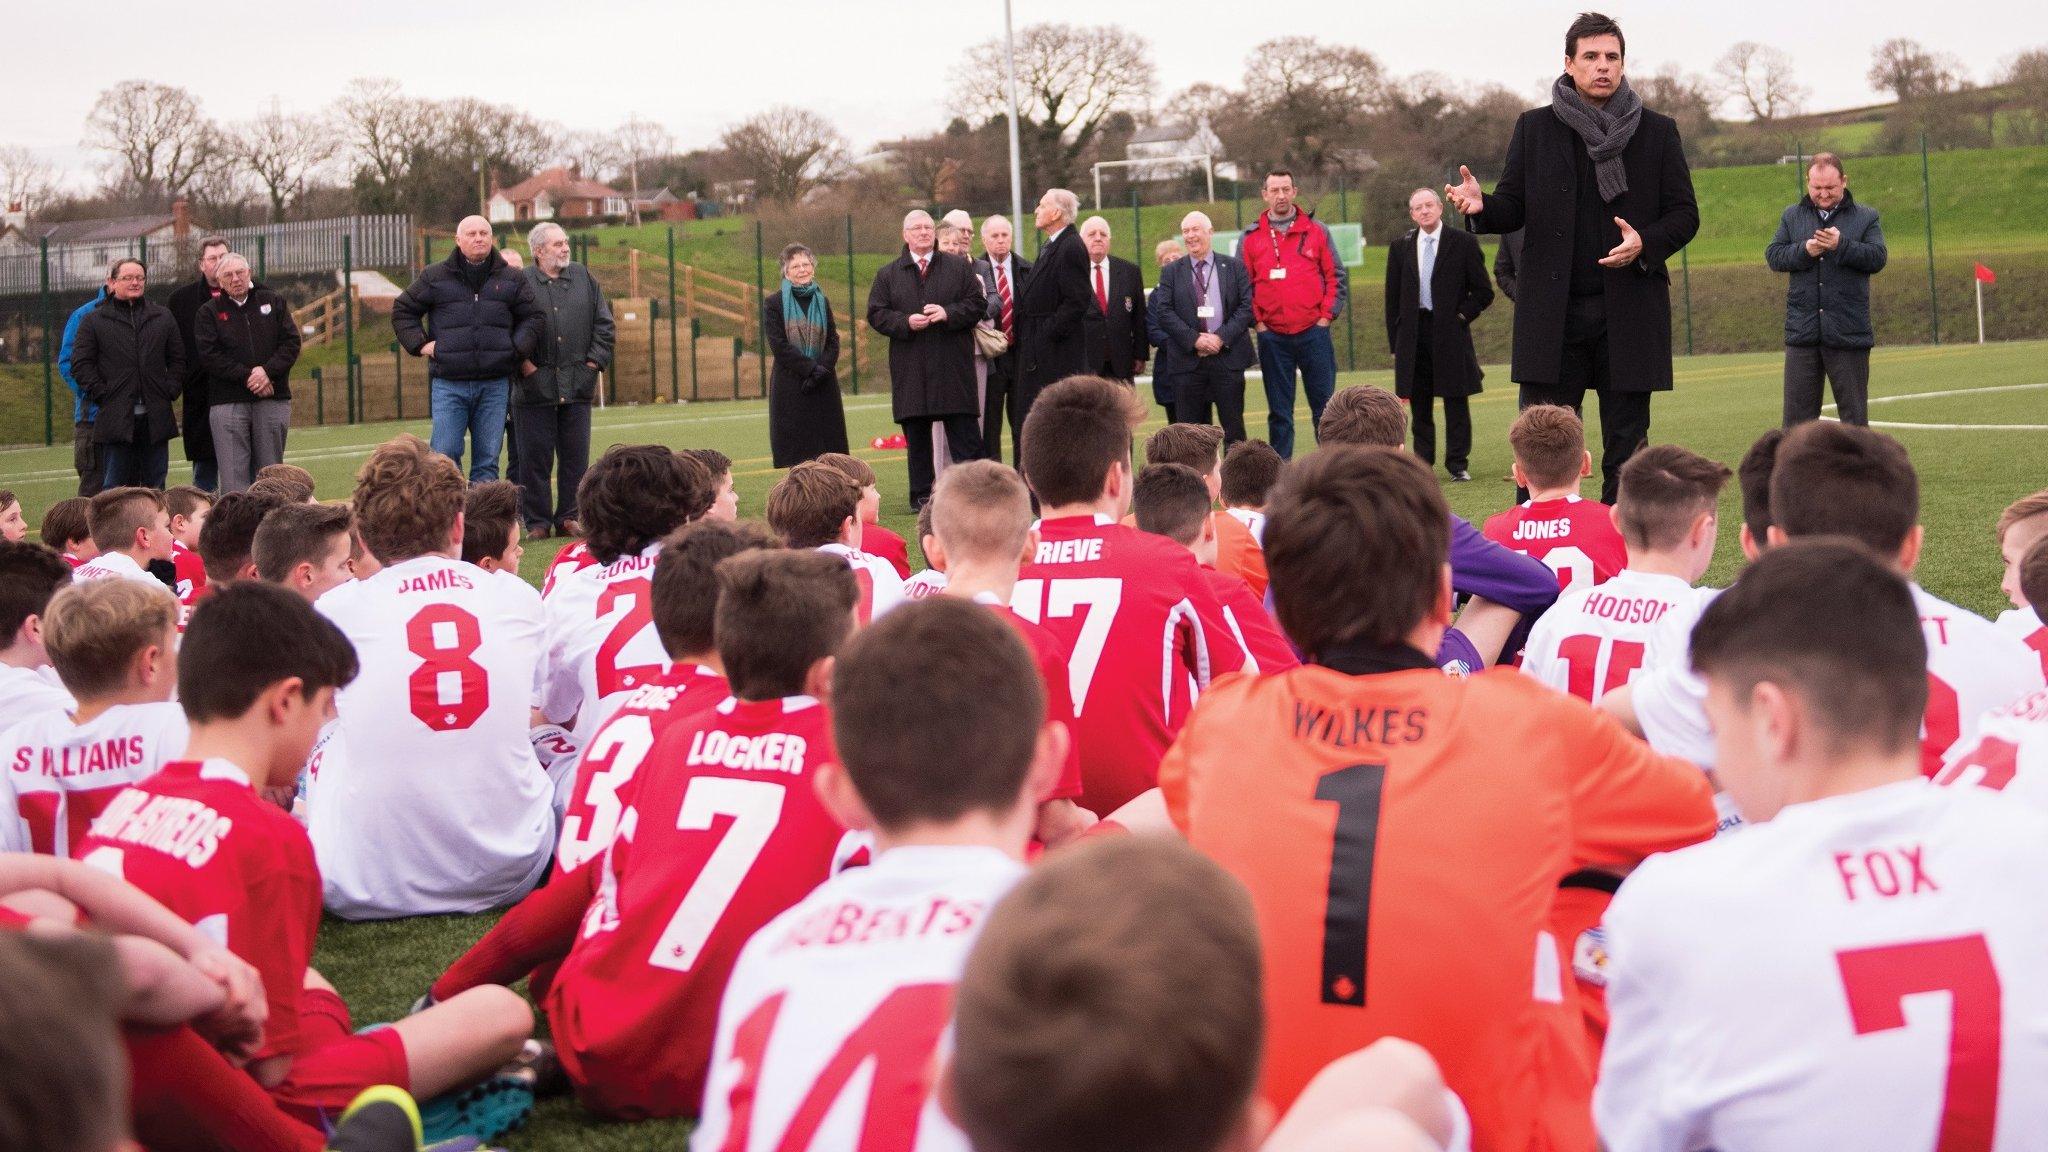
top-left (1160, 661), bottom-right (1714, 1152)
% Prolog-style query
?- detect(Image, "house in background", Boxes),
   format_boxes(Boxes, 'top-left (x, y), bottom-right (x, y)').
top-left (1126, 122), bottom-right (1234, 182)
top-left (13, 201), bottom-right (198, 287)
top-left (488, 166), bottom-right (630, 224)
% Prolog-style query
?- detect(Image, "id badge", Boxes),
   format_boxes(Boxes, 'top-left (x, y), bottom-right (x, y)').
top-left (1196, 305), bottom-right (1216, 320)
top-left (1268, 268), bottom-right (1287, 280)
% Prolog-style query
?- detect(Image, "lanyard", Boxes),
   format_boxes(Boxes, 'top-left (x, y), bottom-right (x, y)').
top-left (1193, 259), bottom-right (1211, 300)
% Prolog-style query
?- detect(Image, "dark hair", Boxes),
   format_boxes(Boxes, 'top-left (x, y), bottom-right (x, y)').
top-left (40, 498), bottom-right (91, 551)
top-left (576, 445), bottom-right (708, 565)
top-left (86, 487), bottom-right (164, 554)
top-left (252, 502), bottom-right (353, 584)
top-left (1615, 445), bottom-right (1732, 551)
top-left (1565, 11), bottom-right (1625, 58)
top-left (1265, 446), bottom-right (1447, 657)
top-left (653, 519), bottom-right (782, 660)
top-left (830, 597), bottom-right (1043, 829)
top-left (766, 461), bottom-right (862, 550)
top-left (713, 550), bottom-right (858, 699)
top-left (0, 542), bottom-right (74, 643)
top-left (1691, 539), bottom-right (1925, 754)
top-left (1317, 385), bottom-right (1407, 448)
top-left (197, 491), bottom-right (287, 583)
top-left (0, 931), bottom-right (129, 1152)
top-left (1737, 428), bottom-right (1784, 541)
top-left (460, 480), bottom-right (521, 565)
top-left (163, 484), bottom-right (213, 522)
top-left (2022, 536), bottom-right (2048, 620)
top-left (179, 581), bottom-right (359, 723)
top-left (686, 447), bottom-right (733, 482)
top-left (1020, 376), bottom-right (1144, 508)
top-left (351, 434), bottom-right (464, 564)
top-left (1220, 440), bottom-right (1282, 508)
top-left (951, 835), bottom-right (1264, 1152)
top-left (1508, 405), bottom-right (1586, 490)
top-left (1264, 167), bottom-right (1295, 186)
top-left (1144, 423), bottom-right (1224, 475)
top-left (1133, 463), bottom-right (1212, 547)
top-left (1769, 421), bottom-right (1918, 554)
top-left (107, 257), bottom-right (143, 280)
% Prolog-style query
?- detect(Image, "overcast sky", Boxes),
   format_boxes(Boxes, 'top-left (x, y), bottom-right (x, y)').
top-left (4, 0), bottom-right (2035, 185)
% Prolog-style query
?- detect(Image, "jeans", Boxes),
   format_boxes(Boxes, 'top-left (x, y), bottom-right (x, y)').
top-left (1257, 325), bottom-right (1337, 459)
top-left (512, 402), bottom-right (592, 529)
top-left (210, 399), bottom-right (292, 493)
top-left (1783, 345), bottom-right (1870, 426)
top-left (430, 378), bottom-right (510, 482)
top-left (102, 440), bottom-right (170, 490)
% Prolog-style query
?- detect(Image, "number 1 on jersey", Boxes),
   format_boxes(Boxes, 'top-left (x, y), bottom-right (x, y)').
top-left (1315, 762), bottom-right (1387, 1007)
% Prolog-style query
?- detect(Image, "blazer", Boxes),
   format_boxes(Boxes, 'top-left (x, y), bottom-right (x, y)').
top-left (1384, 226), bottom-right (1493, 399)
top-left (1082, 254), bottom-right (1149, 381)
top-left (1151, 251), bottom-right (1255, 375)
top-left (1468, 104), bottom-right (1698, 393)
top-left (1015, 226), bottom-right (1092, 394)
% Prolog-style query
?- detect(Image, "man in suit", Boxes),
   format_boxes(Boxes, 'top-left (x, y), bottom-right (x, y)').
top-left (1446, 10), bottom-right (1698, 503)
top-left (1014, 188), bottom-right (1092, 454)
top-left (1151, 212), bottom-right (1255, 446)
top-left (973, 215), bottom-right (1031, 461)
top-left (1386, 188), bottom-right (1494, 480)
top-left (867, 210), bottom-right (987, 509)
top-left (1078, 216), bottom-right (1149, 384)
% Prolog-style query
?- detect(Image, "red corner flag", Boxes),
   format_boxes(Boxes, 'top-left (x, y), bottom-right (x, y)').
top-left (1975, 262), bottom-right (1997, 284)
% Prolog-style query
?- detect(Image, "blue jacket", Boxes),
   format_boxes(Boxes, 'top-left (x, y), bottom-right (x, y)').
top-left (1765, 189), bottom-right (1887, 349)
top-left (1151, 250), bottom-right (1256, 374)
top-left (58, 289), bottom-right (107, 422)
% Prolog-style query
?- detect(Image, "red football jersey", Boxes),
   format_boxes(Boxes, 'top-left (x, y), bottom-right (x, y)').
top-left (987, 601), bottom-right (1084, 802)
top-left (554, 663), bottom-right (729, 875)
top-left (171, 541), bottom-right (207, 630)
top-left (1483, 496), bottom-right (1626, 594)
top-left (546, 694), bottom-right (853, 1120)
top-left (1012, 514), bottom-right (1243, 818)
top-left (861, 523), bottom-right (913, 580)
top-left (75, 759), bottom-right (322, 1064)
top-left (1205, 568), bottom-right (1300, 675)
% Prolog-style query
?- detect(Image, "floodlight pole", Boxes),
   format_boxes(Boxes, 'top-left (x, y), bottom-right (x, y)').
top-left (1003, 0), bottom-right (1025, 235)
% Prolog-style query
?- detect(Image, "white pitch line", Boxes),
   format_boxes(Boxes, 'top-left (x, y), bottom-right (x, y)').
top-left (1827, 380), bottom-right (2048, 408)
top-left (1867, 421), bottom-right (2048, 431)
top-left (1823, 380), bottom-right (2048, 430)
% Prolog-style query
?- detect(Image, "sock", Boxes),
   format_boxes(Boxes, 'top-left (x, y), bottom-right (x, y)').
top-left (431, 867), bottom-right (595, 1003)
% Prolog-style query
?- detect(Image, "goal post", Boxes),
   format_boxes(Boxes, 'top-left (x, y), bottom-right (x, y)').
top-left (1091, 154), bottom-right (1215, 211)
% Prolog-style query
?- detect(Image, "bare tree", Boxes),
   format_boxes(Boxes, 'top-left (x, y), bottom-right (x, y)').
top-left (1633, 67), bottom-right (1720, 145)
top-left (1869, 38), bottom-right (1963, 101)
top-left (558, 129), bottom-right (621, 182)
top-left (335, 78), bottom-right (432, 192)
top-left (1239, 38), bottom-right (1386, 174)
top-left (613, 116), bottom-right (674, 223)
top-left (0, 145), bottom-right (57, 215)
top-left (1713, 42), bottom-right (1808, 121)
top-left (2003, 48), bottom-right (2048, 144)
top-left (718, 106), bottom-right (848, 203)
top-left (229, 104), bottom-right (339, 220)
top-left (950, 22), bottom-right (1157, 186)
top-left (83, 80), bottom-right (219, 200)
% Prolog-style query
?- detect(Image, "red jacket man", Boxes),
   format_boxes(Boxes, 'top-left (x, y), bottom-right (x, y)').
top-left (1238, 170), bottom-right (1346, 459)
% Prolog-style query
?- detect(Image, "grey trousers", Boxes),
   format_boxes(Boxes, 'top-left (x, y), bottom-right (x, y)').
top-left (1783, 345), bottom-right (1870, 426)
top-left (210, 399), bottom-right (292, 492)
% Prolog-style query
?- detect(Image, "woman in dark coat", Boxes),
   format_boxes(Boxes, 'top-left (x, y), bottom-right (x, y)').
top-left (765, 243), bottom-right (846, 467)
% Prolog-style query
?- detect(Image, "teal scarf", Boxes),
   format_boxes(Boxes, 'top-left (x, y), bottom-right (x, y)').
top-left (781, 279), bottom-right (828, 360)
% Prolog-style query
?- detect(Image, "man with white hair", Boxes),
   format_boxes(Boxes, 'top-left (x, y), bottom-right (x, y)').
top-left (1078, 215), bottom-right (1148, 384)
top-left (194, 252), bottom-right (302, 492)
top-left (513, 221), bottom-right (614, 539)
top-left (974, 214), bottom-right (1032, 461)
top-left (1150, 211), bottom-right (1255, 445)
top-left (1014, 188), bottom-right (1092, 446)
top-left (392, 214), bottom-right (544, 482)
top-left (867, 209), bottom-right (987, 509)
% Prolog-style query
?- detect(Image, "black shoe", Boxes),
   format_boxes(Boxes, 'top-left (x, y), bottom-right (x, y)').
top-left (1449, 470), bottom-right (1472, 482)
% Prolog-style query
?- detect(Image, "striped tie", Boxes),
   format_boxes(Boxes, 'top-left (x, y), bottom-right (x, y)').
top-left (996, 264), bottom-right (1014, 337)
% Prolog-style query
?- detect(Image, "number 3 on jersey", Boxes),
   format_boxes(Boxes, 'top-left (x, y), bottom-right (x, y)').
top-left (1011, 577), bottom-right (1121, 713)
top-left (406, 604), bottom-right (489, 730)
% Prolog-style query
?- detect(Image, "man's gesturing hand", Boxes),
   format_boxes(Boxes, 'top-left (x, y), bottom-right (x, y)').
top-left (1444, 166), bottom-right (1484, 216)
top-left (1599, 217), bottom-right (1643, 268)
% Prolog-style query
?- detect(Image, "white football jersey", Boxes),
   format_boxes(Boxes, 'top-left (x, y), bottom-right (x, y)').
top-left (313, 555), bottom-right (553, 918)
top-left (816, 543), bottom-right (906, 624)
top-left (71, 551), bottom-right (163, 588)
top-left (900, 569), bottom-right (949, 601)
top-left (1631, 584), bottom-right (2043, 771)
top-left (1996, 605), bottom-right (2048, 677)
top-left (1936, 688), bottom-right (2048, 815)
top-left (0, 665), bottom-right (75, 734)
top-left (1522, 570), bottom-right (1708, 704)
top-left (538, 543), bottom-right (671, 741)
top-left (1225, 506), bottom-right (1267, 543)
top-left (1598, 779), bottom-right (2048, 1152)
top-left (0, 701), bottom-right (186, 855)
top-left (693, 845), bottom-right (1025, 1152)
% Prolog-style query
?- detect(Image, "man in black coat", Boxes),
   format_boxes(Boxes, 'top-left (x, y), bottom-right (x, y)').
top-left (972, 215), bottom-right (1031, 462)
top-left (1386, 189), bottom-right (1494, 480)
top-left (1014, 189), bottom-right (1092, 439)
top-left (1151, 211), bottom-right (1256, 446)
top-left (195, 253), bottom-right (301, 493)
top-left (72, 259), bottom-right (182, 490)
top-left (166, 235), bottom-right (228, 491)
top-left (1447, 11), bottom-right (1698, 502)
top-left (391, 215), bottom-right (543, 482)
top-left (867, 210), bottom-right (986, 510)
top-left (1077, 216), bottom-right (1149, 384)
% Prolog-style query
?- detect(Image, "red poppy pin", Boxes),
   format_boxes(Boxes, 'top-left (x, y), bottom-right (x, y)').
top-left (217, 312), bottom-right (229, 321)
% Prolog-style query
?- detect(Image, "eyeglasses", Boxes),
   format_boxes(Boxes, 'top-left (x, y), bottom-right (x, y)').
top-left (112, 274), bottom-right (145, 283)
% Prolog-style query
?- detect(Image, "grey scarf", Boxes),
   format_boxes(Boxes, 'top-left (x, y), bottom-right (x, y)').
top-left (1550, 73), bottom-right (1641, 203)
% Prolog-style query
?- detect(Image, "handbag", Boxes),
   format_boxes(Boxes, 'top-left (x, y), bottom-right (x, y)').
top-left (973, 323), bottom-right (1010, 359)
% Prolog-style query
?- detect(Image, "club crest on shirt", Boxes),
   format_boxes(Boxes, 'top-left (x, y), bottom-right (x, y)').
top-left (1573, 926), bottom-right (1609, 988)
